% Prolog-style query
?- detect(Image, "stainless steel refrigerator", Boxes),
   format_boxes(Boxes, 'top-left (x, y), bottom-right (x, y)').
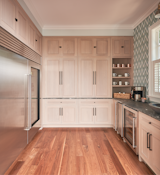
top-left (0, 46), bottom-right (40, 174)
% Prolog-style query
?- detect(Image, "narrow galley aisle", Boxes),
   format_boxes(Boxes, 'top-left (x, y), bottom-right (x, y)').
top-left (5, 128), bottom-right (154, 175)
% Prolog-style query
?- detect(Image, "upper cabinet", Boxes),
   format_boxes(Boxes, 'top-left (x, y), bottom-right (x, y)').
top-left (0, 0), bottom-right (42, 56)
top-left (78, 37), bottom-right (111, 57)
top-left (43, 37), bottom-right (77, 57)
top-left (1, 0), bottom-right (16, 36)
top-left (112, 37), bottom-right (132, 57)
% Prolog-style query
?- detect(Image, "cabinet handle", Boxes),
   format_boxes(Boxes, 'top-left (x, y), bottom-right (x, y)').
top-left (93, 108), bottom-right (94, 116)
top-left (147, 132), bottom-right (149, 148)
top-left (35, 39), bottom-right (37, 42)
top-left (95, 108), bottom-right (96, 116)
top-left (59, 108), bottom-right (61, 115)
top-left (121, 46), bottom-right (124, 48)
top-left (59, 46), bottom-right (62, 48)
top-left (59, 71), bottom-right (61, 85)
top-left (149, 122), bottom-right (151, 124)
top-left (93, 72), bottom-right (94, 85)
top-left (62, 108), bottom-right (63, 116)
top-left (149, 134), bottom-right (152, 151)
top-left (61, 71), bottom-right (63, 85)
top-left (94, 46), bottom-right (96, 48)
top-left (15, 18), bottom-right (18, 22)
top-left (95, 71), bottom-right (96, 85)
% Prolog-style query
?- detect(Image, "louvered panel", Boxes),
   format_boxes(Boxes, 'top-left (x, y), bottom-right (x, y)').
top-left (154, 62), bottom-right (160, 93)
top-left (0, 27), bottom-right (41, 64)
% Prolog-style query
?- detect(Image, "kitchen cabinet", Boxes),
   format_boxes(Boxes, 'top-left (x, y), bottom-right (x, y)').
top-left (0, 0), bottom-right (42, 56)
top-left (43, 57), bottom-right (77, 98)
top-left (79, 57), bottom-right (111, 98)
top-left (43, 100), bottom-right (78, 125)
top-left (1, 0), bottom-right (16, 36)
top-left (78, 37), bottom-right (110, 57)
top-left (112, 37), bottom-right (132, 57)
top-left (139, 112), bottom-right (160, 175)
top-left (35, 30), bottom-right (42, 55)
top-left (79, 99), bottom-right (112, 126)
top-left (43, 37), bottom-right (77, 57)
top-left (16, 4), bottom-right (28, 45)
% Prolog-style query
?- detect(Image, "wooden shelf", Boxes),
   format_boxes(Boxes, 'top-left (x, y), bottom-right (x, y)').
top-left (112, 77), bottom-right (131, 79)
top-left (112, 85), bottom-right (131, 88)
top-left (112, 67), bottom-right (131, 69)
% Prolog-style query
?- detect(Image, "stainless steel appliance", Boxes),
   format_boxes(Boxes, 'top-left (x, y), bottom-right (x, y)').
top-left (0, 46), bottom-right (40, 174)
top-left (131, 86), bottom-right (146, 101)
top-left (123, 105), bottom-right (139, 155)
top-left (115, 101), bottom-right (123, 137)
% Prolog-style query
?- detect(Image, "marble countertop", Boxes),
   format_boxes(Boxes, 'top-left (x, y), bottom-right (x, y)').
top-left (114, 99), bottom-right (160, 121)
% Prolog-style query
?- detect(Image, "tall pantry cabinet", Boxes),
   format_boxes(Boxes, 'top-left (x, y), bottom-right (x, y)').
top-left (42, 37), bottom-right (113, 127)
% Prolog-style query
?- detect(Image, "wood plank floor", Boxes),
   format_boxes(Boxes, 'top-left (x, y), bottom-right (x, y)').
top-left (5, 128), bottom-right (154, 175)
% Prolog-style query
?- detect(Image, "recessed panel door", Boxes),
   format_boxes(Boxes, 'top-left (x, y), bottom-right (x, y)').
top-left (61, 58), bottom-right (77, 97)
top-left (79, 106), bottom-right (94, 124)
top-left (79, 58), bottom-right (95, 97)
top-left (96, 38), bottom-right (110, 56)
top-left (62, 38), bottom-right (77, 56)
top-left (112, 38), bottom-right (123, 57)
top-left (35, 31), bottom-right (42, 55)
top-left (95, 59), bottom-right (111, 97)
top-left (28, 21), bottom-right (35, 50)
top-left (95, 106), bottom-right (109, 124)
top-left (1, 0), bottom-right (16, 35)
top-left (44, 58), bottom-right (61, 97)
top-left (122, 38), bottom-right (132, 57)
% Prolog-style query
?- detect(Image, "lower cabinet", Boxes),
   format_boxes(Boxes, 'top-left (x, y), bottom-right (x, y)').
top-left (42, 99), bottom-right (113, 127)
top-left (43, 99), bottom-right (78, 126)
top-left (139, 112), bottom-right (160, 175)
top-left (79, 99), bottom-right (112, 126)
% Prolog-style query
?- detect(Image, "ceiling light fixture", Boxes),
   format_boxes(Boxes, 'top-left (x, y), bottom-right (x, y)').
top-left (155, 2), bottom-right (160, 18)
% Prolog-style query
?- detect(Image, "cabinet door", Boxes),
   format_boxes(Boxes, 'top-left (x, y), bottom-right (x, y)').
top-left (46, 38), bottom-right (62, 57)
top-left (112, 38), bottom-right (122, 57)
top-left (95, 106), bottom-right (109, 124)
top-left (1, 0), bottom-right (16, 35)
top-left (28, 21), bottom-right (35, 50)
top-left (79, 58), bottom-right (95, 97)
top-left (79, 106), bottom-right (94, 124)
top-left (62, 38), bottom-right (77, 56)
top-left (78, 38), bottom-right (95, 56)
top-left (122, 37), bottom-right (132, 57)
top-left (16, 6), bottom-right (28, 44)
top-left (139, 123), bottom-right (150, 163)
top-left (96, 38), bottom-right (110, 56)
top-left (43, 100), bottom-right (61, 124)
top-left (61, 58), bottom-right (77, 97)
top-left (95, 58), bottom-right (111, 97)
top-left (62, 103), bottom-right (77, 124)
top-left (44, 58), bottom-right (61, 97)
top-left (150, 128), bottom-right (160, 175)
top-left (35, 30), bottom-right (42, 55)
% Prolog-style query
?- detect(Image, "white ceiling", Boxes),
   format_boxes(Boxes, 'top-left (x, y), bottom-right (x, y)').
top-left (22, 0), bottom-right (158, 30)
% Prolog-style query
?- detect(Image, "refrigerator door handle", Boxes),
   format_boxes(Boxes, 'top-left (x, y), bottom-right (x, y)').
top-left (27, 74), bottom-right (32, 130)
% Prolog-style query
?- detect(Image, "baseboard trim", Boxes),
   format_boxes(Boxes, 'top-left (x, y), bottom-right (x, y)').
top-left (42, 124), bottom-right (113, 128)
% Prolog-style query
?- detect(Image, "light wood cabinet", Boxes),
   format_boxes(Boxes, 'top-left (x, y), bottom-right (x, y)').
top-left (112, 37), bottom-right (132, 57)
top-left (79, 57), bottom-right (111, 98)
top-left (16, 5), bottom-right (28, 45)
top-left (79, 99), bottom-right (112, 126)
top-left (44, 58), bottom-right (61, 97)
top-left (95, 57), bottom-right (111, 97)
top-left (78, 37), bottom-right (110, 57)
top-left (43, 37), bottom-right (77, 57)
top-left (43, 100), bottom-right (78, 125)
top-left (79, 57), bottom-right (95, 97)
top-left (61, 57), bottom-right (77, 97)
top-left (1, 0), bottom-right (16, 36)
top-left (43, 57), bottom-right (77, 98)
top-left (0, 0), bottom-right (42, 56)
top-left (139, 112), bottom-right (160, 175)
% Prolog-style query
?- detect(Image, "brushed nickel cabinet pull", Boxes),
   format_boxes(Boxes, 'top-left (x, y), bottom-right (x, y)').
top-left (95, 108), bottom-right (96, 116)
top-left (95, 71), bottom-right (96, 85)
top-left (93, 72), bottom-right (94, 85)
top-left (61, 71), bottom-right (63, 85)
top-left (93, 108), bottom-right (94, 116)
top-left (59, 71), bottom-right (61, 85)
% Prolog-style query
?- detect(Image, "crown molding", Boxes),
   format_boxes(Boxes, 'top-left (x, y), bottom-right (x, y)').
top-left (133, 1), bottom-right (158, 29)
top-left (23, 0), bottom-right (44, 28)
top-left (42, 25), bottom-right (133, 30)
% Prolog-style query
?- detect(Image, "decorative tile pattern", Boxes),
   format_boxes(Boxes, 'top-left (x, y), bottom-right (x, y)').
top-left (134, 9), bottom-right (159, 95)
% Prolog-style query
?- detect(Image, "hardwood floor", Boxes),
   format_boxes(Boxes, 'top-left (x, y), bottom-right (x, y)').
top-left (5, 128), bottom-right (154, 175)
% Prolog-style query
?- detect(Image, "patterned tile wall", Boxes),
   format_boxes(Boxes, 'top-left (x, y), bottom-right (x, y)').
top-left (134, 9), bottom-right (159, 96)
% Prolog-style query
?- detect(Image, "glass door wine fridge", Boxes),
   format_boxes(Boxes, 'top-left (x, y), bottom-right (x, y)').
top-left (123, 105), bottom-right (139, 155)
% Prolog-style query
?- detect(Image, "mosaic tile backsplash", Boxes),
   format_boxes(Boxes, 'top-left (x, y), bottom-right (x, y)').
top-left (134, 9), bottom-right (159, 96)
